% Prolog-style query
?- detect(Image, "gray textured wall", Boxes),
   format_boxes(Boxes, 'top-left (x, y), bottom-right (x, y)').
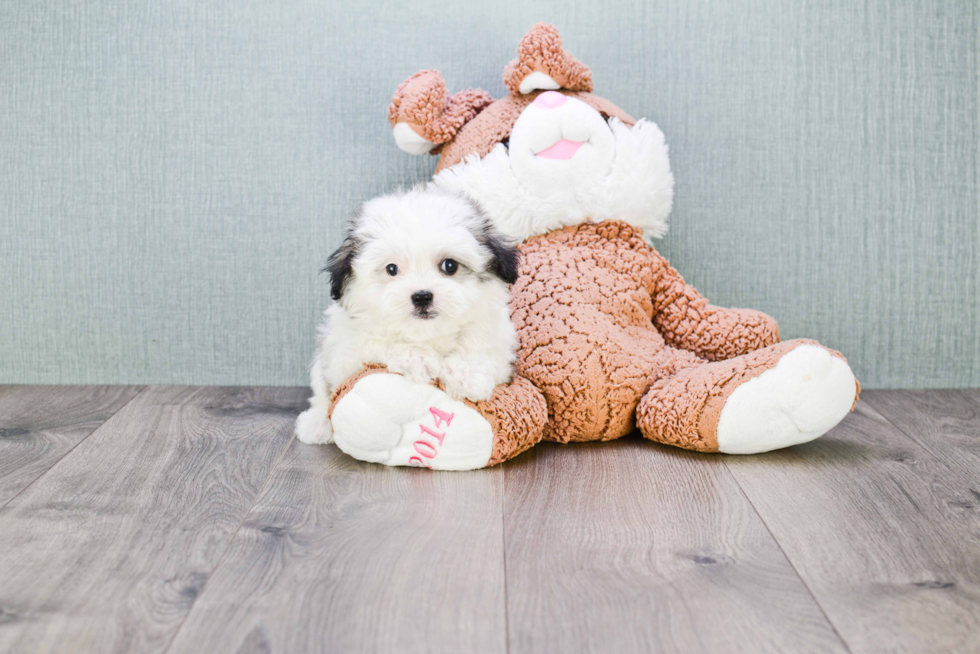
top-left (1, 1), bottom-right (977, 388)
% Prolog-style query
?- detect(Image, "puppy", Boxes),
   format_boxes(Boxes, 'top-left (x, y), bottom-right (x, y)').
top-left (295, 186), bottom-right (520, 445)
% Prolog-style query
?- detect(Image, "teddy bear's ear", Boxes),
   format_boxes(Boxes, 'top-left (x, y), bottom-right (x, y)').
top-left (388, 70), bottom-right (494, 155)
top-left (503, 23), bottom-right (594, 95)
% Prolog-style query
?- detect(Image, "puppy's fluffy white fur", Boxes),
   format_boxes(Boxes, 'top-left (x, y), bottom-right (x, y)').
top-left (295, 187), bottom-right (519, 445)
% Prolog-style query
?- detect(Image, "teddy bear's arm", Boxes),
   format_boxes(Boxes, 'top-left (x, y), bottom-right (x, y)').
top-left (647, 248), bottom-right (780, 362)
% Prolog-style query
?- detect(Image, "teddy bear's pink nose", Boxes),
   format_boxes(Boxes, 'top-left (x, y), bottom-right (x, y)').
top-left (533, 91), bottom-right (567, 109)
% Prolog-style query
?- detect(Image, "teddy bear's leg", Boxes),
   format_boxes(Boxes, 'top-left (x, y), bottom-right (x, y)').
top-left (328, 366), bottom-right (547, 470)
top-left (636, 340), bottom-right (858, 454)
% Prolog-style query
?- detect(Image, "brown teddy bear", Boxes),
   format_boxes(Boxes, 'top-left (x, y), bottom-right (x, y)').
top-left (321, 23), bottom-right (859, 470)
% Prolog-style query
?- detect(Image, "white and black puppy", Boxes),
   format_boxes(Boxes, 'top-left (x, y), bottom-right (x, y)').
top-left (295, 186), bottom-right (520, 445)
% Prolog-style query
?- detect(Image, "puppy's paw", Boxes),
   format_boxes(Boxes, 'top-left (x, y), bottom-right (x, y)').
top-left (295, 405), bottom-right (333, 444)
top-left (387, 347), bottom-right (441, 385)
top-left (440, 355), bottom-right (497, 402)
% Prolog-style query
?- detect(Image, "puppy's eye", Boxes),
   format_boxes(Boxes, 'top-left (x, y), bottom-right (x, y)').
top-left (386, 263), bottom-right (398, 276)
top-left (439, 259), bottom-right (458, 276)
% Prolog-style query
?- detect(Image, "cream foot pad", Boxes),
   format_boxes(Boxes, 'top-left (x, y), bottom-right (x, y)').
top-left (717, 345), bottom-right (857, 454)
top-left (330, 373), bottom-right (494, 470)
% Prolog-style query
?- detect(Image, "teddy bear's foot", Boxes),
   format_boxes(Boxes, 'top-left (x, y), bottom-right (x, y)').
top-left (636, 340), bottom-right (858, 454)
top-left (327, 366), bottom-right (549, 469)
top-left (716, 344), bottom-right (857, 454)
top-left (330, 371), bottom-right (495, 470)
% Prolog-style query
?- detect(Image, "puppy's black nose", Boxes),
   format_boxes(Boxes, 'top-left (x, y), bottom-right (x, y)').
top-left (411, 290), bottom-right (433, 308)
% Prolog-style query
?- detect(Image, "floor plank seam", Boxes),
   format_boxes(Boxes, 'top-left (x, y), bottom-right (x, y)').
top-left (718, 460), bottom-right (854, 654)
top-left (0, 385), bottom-right (149, 513)
top-left (160, 431), bottom-right (298, 654)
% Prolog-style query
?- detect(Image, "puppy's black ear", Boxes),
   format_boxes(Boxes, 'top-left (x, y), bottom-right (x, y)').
top-left (481, 225), bottom-right (520, 285)
top-left (463, 197), bottom-right (520, 285)
top-left (324, 232), bottom-right (360, 301)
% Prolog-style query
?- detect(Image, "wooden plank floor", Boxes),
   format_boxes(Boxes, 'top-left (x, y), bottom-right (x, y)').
top-left (0, 385), bottom-right (977, 653)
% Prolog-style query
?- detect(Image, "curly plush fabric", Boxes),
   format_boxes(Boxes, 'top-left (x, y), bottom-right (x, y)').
top-left (636, 339), bottom-right (843, 452)
top-left (467, 376), bottom-right (548, 466)
top-left (387, 69), bottom-right (493, 145)
top-left (502, 22), bottom-right (593, 95)
top-left (646, 248), bottom-right (781, 360)
top-left (434, 92), bottom-right (634, 172)
top-left (510, 220), bottom-right (786, 444)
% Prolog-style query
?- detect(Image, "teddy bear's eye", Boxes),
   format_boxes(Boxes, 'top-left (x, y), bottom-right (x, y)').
top-left (440, 259), bottom-right (458, 276)
top-left (386, 263), bottom-right (398, 276)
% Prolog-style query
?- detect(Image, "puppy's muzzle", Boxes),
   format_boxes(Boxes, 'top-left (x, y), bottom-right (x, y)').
top-left (411, 290), bottom-right (435, 319)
